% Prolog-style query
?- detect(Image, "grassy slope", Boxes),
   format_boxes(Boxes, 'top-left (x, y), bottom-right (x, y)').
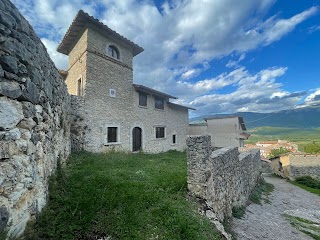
top-left (23, 151), bottom-right (220, 240)
top-left (246, 126), bottom-right (320, 145)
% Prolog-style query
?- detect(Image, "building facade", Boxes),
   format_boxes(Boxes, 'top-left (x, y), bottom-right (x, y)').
top-left (189, 116), bottom-right (250, 148)
top-left (58, 10), bottom-right (193, 153)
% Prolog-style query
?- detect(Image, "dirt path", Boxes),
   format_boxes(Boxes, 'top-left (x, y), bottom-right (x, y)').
top-left (232, 175), bottom-right (320, 240)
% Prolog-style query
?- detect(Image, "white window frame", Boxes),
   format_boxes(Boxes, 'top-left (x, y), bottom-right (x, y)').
top-left (109, 88), bottom-right (116, 98)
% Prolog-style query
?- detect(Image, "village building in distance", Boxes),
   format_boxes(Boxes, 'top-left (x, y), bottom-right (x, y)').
top-left (189, 116), bottom-right (250, 147)
top-left (245, 140), bottom-right (298, 158)
top-left (57, 10), bottom-right (194, 153)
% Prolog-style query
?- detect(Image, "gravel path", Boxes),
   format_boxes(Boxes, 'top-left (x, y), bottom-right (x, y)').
top-left (232, 175), bottom-right (320, 240)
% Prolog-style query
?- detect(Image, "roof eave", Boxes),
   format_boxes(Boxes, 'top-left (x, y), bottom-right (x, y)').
top-left (57, 10), bottom-right (144, 56)
top-left (133, 84), bottom-right (177, 99)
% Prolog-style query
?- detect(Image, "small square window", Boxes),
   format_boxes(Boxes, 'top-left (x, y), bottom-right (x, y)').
top-left (155, 97), bottom-right (164, 110)
top-left (109, 89), bottom-right (116, 98)
top-left (139, 92), bottom-right (147, 107)
top-left (172, 134), bottom-right (176, 144)
top-left (108, 127), bottom-right (118, 143)
top-left (156, 127), bottom-right (165, 138)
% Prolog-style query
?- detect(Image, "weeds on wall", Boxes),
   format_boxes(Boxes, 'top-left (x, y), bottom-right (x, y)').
top-left (249, 178), bottom-right (274, 205)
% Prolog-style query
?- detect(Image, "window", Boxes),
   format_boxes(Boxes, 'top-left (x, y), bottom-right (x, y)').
top-left (77, 78), bottom-right (82, 96)
top-left (107, 127), bottom-right (118, 143)
top-left (156, 127), bottom-right (165, 138)
top-left (109, 89), bottom-right (116, 98)
top-left (172, 134), bottom-right (176, 144)
top-left (139, 92), bottom-right (147, 107)
top-left (155, 97), bottom-right (164, 110)
top-left (108, 45), bottom-right (120, 59)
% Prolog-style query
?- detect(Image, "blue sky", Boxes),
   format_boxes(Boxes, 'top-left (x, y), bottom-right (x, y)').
top-left (12, 0), bottom-right (320, 117)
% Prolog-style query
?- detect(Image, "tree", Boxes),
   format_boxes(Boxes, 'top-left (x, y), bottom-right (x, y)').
top-left (268, 147), bottom-right (290, 159)
top-left (304, 143), bottom-right (320, 154)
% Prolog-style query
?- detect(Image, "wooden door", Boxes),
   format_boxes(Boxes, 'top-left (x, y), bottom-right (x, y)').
top-left (132, 127), bottom-right (142, 152)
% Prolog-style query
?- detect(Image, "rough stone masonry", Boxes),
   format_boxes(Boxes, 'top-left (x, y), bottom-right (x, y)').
top-left (0, 0), bottom-right (70, 237)
top-left (187, 135), bottom-right (262, 222)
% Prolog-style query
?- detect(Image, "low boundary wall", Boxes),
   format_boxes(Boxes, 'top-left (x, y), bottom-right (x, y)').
top-left (187, 135), bottom-right (261, 221)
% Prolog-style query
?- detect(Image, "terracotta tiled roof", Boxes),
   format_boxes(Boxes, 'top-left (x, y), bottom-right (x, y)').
top-left (57, 10), bottom-right (144, 56)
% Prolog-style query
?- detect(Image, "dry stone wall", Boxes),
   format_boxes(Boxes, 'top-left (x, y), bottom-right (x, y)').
top-left (272, 154), bottom-right (320, 180)
top-left (0, 0), bottom-right (70, 237)
top-left (187, 135), bottom-right (261, 222)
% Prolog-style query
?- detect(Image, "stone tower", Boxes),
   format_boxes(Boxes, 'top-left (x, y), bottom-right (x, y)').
top-left (58, 10), bottom-right (144, 152)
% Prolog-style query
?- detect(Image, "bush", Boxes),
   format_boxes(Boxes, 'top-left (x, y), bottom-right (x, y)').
top-left (267, 147), bottom-right (290, 158)
top-left (232, 206), bottom-right (246, 219)
top-left (303, 143), bottom-right (320, 154)
top-left (295, 176), bottom-right (320, 190)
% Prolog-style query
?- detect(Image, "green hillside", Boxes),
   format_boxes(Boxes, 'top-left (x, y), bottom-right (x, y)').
top-left (190, 106), bottom-right (320, 129)
top-left (246, 126), bottom-right (320, 145)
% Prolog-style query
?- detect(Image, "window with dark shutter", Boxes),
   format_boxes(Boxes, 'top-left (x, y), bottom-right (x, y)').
top-left (155, 97), bottom-right (164, 110)
top-left (108, 127), bottom-right (117, 143)
top-left (139, 92), bottom-right (147, 107)
top-left (156, 127), bottom-right (165, 138)
top-left (172, 134), bottom-right (176, 144)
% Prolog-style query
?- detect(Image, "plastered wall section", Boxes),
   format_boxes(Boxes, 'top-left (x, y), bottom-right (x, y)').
top-left (187, 135), bottom-right (261, 222)
top-left (188, 124), bottom-right (207, 136)
top-left (206, 118), bottom-right (242, 147)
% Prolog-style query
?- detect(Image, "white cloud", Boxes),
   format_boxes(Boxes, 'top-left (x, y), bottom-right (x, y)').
top-left (11, 0), bottom-right (318, 115)
top-left (187, 67), bottom-right (305, 116)
top-left (304, 89), bottom-right (320, 106)
top-left (41, 38), bottom-right (68, 70)
top-left (308, 25), bottom-right (320, 33)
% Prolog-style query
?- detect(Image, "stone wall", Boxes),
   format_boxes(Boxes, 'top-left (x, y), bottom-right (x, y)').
top-left (187, 135), bottom-right (261, 222)
top-left (272, 154), bottom-right (320, 180)
top-left (0, 0), bottom-right (70, 237)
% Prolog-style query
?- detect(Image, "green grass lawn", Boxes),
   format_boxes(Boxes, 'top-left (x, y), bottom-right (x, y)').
top-left (23, 151), bottom-right (220, 240)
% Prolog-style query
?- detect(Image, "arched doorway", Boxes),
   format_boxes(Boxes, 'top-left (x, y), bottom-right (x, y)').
top-left (132, 127), bottom-right (142, 152)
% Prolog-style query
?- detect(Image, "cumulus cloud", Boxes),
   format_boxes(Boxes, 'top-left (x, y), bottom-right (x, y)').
top-left (303, 89), bottom-right (320, 106)
top-left (12, 0), bottom-right (318, 115)
top-left (187, 67), bottom-right (308, 116)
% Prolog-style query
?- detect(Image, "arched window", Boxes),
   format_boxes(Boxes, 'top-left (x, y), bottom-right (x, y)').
top-left (108, 45), bottom-right (120, 59)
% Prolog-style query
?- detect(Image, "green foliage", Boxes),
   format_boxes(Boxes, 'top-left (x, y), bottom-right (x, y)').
top-left (295, 176), bottom-right (320, 189)
top-left (232, 206), bottom-right (246, 219)
top-left (249, 178), bottom-right (274, 205)
top-left (303, 142), bottom-right (320, 154)
top-left (246, 126), bottom-right (320, 145)
top-left (289, 176), bottom-right (320, 197)
top-left (23, 151), bottom-right (220, 240)
top-left (288, 176), bottom-right (320, 198)
top-left (267, 147), bottom-right (290, 159)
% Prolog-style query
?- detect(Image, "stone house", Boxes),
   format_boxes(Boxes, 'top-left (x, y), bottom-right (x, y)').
top-left (57, 10), bottom-right (194, 153)
top-left (189, 116), bottom-right (250, 148)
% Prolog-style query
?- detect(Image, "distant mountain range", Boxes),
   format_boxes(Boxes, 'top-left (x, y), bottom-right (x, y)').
top-left (190, 106), bottom-right (320, 129)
